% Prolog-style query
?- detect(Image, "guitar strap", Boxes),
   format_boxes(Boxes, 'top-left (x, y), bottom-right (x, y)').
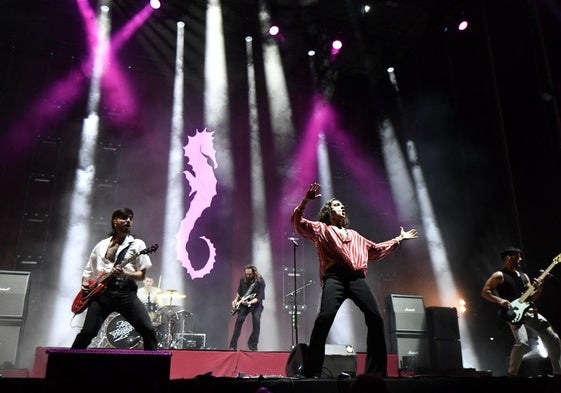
top-left (114, 242), bottom-right (133, 266)
top-left (113, 242), bottom-right (133, 289)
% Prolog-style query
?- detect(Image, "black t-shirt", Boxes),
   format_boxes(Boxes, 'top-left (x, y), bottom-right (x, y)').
top-left (496, 268), bottom-right (527, 301)
top-left (237, 277), bottom-right (265, 303)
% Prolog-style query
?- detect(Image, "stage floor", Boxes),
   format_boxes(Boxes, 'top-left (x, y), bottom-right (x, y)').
top-left (1, 373), bottom-right (560, 393)
top-left (0, 347), bottom-right (559, 393)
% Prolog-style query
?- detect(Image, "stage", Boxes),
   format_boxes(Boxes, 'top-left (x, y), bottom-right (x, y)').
top-left (0, 348), bottom-right (559, 393)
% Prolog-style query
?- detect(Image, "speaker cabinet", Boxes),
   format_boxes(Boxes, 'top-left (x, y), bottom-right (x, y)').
top-left (430, 339), bottom-right (463, 370)
top-left (45, 349), bottom-right (171, 392)
top-left (386, 294), bottom-right (427, 333)
top-left (0, 320), bottom-right (23, 367)
top-left (388, 332), bottom-right (431, 371)
top-left (426, 307), bottom-right (460, 340)
top-left (0, 271), bottom-right (30, 319)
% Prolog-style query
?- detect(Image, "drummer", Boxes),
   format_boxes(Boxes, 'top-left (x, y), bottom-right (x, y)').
top-left (137, 276), bottom-right (163, 309)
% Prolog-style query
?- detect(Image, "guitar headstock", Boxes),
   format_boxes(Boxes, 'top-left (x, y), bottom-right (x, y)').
top-left (141, 244), bottom-right (159, 255)
top-left (553, 253), bottom-right (561, 265)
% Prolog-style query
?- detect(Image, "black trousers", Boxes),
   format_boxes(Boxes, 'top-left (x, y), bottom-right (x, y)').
top-left (229, 304), bottom-right (263, 350)
top-left (71, 283), bottom-right (158, 350)
top-left (304, 269), bottom-right (387, 378)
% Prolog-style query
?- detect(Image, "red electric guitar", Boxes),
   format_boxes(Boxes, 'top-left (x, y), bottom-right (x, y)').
top-left (71, 244), bottom-right (159, 314)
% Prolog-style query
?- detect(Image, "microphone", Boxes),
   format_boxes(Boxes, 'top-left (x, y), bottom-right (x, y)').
top-left (288, 237), bottom-right (299, 247)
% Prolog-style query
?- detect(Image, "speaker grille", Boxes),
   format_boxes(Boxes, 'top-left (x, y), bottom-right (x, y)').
top-left (0, 271), bottom-right (30, 319)
top-left (386, 294), bottom-right (427, 333)
top-left (0, 320), bottom-right (23, 366)
top-left (426, 307), bottom-right (460, 340)
top-left (429, 339), bottom-right (463, 370)
top-left (388, 332), bottom-right (431, 371)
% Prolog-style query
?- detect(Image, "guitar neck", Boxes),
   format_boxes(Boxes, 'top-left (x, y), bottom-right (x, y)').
top-left (519, 254), bottom-right (561, 302)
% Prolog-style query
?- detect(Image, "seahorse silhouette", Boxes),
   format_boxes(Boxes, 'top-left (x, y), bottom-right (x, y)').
top-left (175, 129), bottom-right (218, 279)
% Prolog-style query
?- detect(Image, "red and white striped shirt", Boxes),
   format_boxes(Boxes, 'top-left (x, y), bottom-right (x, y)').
top-left (292, 207), bottom-right (399, 279)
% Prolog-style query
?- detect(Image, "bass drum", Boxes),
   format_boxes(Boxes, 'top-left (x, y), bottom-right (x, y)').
top-left (105, 312), bottom-right (143, 349)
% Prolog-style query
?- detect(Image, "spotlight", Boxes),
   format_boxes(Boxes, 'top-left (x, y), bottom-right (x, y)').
top-left (386, 67), bottom-right (394, 73)
top-left (269, 25), bottom-right (279, 36)
top-left (330, 39), bottom-right (342, 57)
top-left (177, 21), bottom-right (185, 28)
top-left (458, 299), bottom-right (467, 314)
top-left (150, 0), bottom-right (161, 9)
top-left (245, 36), bottom-right (253, 42)
top-left (100, 5), bottom-right (109, 12)
top-left (458, 20), bottom-right (468, 31)
top-left (307, 50), bottom-right (315, 57)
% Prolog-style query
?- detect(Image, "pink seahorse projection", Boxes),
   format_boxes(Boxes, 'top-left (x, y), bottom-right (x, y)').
top-left (176, 129), bottom-right (218, 279)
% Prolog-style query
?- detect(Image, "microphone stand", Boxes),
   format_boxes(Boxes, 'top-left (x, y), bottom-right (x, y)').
top-left (292, 239), bottom-right (299, 347)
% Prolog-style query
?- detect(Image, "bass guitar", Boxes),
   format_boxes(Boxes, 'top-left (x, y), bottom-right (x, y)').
top-left (231, 293), bottom-right (256, 315)
top-left (501, 252), bottom-right (561, 324)
top-left (71, 244), bottom-right (159, 314)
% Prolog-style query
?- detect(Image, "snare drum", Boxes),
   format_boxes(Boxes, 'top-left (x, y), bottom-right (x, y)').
top-left (105, 313), bottom-right (142, 349)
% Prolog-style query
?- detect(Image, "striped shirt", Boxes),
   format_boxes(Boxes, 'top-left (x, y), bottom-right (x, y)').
top-left (292, 207), bottom-right (399, 279)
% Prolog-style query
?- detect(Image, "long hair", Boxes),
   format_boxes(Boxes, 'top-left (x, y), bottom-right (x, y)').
top-left (109, 207), bottom-right (134, 236)
top-left (317, 198), bottom-right (349, 227)
top-left (244, 264), bottom-right (262, 282)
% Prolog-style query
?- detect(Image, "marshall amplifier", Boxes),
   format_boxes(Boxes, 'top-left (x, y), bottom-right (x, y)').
top-left (385, 294), bottom-right (427, 333)
top-left (0, 319), bottom-right (23, 366)
top-left (0, 270), bottom-right (30, 319)
top-left (388, 332), bottom-right (431, 371)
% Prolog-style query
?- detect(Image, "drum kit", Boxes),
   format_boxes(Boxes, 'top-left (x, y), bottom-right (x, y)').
top-left (90, 289), bottom-right (193, 349)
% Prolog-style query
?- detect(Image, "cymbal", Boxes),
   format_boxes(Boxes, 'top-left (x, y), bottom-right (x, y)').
top-left (157, 289), bottom-right (187, 299)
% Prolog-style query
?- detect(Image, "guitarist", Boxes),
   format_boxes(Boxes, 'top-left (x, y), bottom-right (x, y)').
top-left (71, 208), bottom-right (158, 350)
top-left (481, 247), bottom-right (561, 376)
top-left (228, 264), bottom-right (265, 351)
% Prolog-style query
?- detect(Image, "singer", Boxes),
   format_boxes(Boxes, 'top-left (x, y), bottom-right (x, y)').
top-left (291, 183), bottom-right (418, 378)
top-left (482, 247), bottom-right (561, 376)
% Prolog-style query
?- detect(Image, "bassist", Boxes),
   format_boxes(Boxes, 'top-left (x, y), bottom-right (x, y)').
top-left (482, 247), bottom-right (561, 376)
top-left (71, 208), bottom-right (158, 350)
top-left (228, 264), bottom-right (265, 351)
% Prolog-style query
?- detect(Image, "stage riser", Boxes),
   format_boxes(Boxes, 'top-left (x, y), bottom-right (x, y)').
top-left (30, 347), bottom-right (399, 379)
